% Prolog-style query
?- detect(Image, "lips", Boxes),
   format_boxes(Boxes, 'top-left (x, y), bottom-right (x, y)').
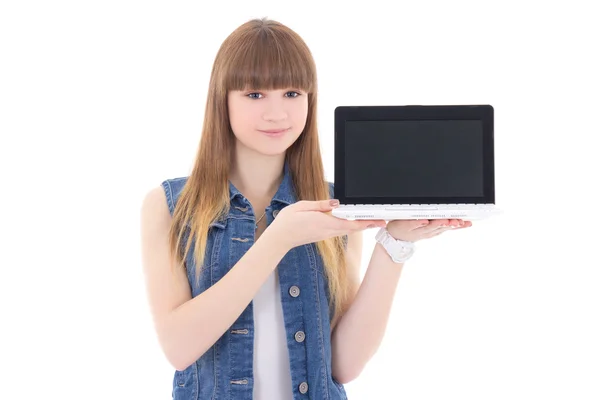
top-left (259, 128), bottom-right (290, 134)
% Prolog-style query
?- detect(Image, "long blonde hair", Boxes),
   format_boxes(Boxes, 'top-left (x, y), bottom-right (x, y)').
top-left (168, 18), bottom-right (348, 327)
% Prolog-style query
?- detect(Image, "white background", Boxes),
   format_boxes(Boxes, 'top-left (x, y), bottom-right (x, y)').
top-left (1, 1), bottom-right (599, 399)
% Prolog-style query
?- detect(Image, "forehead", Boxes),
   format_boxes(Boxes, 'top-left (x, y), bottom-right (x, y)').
top-left (221, 26), bottom-right (316, 94)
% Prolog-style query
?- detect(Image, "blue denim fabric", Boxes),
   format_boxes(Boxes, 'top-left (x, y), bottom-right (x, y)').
top-left (161, 162), bottom-right (348, 399)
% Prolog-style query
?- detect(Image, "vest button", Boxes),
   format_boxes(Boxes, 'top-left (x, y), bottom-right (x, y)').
top-left (294, 331), bottom-right (305, 342)
top-left (299, 381), bottom-right (308, 394)
top-left (289, 286), bottom-right (300, 297)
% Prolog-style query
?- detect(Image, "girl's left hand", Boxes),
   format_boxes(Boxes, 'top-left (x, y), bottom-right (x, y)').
top-left (385, 218), bottom-right (472, 242)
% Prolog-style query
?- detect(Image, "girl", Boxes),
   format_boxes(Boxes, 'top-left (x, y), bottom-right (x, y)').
top-left (140, 17), bottom-right (471, 400)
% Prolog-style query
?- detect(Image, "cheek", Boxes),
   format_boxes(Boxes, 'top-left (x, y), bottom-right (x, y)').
top-left (291, 102), bottom-right (309, 129)
top-left (229, 107), bottom-right (255, 138)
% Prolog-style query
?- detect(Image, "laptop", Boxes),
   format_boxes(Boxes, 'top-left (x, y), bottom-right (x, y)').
top-left (331, 104), bottom-right (502, 221)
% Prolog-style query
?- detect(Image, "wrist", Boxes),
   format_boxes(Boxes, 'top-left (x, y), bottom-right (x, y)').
top-left (375, 227), bottom-right (415, 263)
top-left (261, 224), bottom-right (292, 256)
top-left (385, 226), bottom-right (413, 242)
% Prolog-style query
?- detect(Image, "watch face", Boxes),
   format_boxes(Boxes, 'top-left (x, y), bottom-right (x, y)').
top-left (392, 243), bottom-right (414, 262)
top-left (393, 242), bottom-right (411, 255)
top-left (377, 229), bottom-right (415, 263)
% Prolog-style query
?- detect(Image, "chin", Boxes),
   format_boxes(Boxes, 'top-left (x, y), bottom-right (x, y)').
top-left (238, 135), bottom-right (300, 156)
top-left (253, 146), bottom-right (290, 157)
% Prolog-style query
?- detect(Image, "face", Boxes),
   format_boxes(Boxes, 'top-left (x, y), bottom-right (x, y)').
top-left (227, 88), bottom-right (308, 156)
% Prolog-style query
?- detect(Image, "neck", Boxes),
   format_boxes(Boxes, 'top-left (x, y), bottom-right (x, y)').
top-left (229, 145), bottom-right (286, 201)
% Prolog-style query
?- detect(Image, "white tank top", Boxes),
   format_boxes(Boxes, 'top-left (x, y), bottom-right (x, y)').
top-left (252, 267), bottom-right (294, 399)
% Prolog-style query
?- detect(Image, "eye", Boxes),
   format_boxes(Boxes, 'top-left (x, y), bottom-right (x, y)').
top-left (285, 91), bottom-right (301, 98)
top-left (246, 92), bottom-right (262, 99)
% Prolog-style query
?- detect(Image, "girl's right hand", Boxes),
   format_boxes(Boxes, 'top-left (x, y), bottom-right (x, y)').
top-left (266, 199), bottom-right (387, 250)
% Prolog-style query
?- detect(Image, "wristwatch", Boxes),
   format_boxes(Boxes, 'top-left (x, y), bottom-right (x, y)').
top-left (375, 227), bottom-right (415, 263)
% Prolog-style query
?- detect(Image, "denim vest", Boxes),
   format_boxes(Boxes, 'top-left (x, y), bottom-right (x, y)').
top-left (161, 163), bottom-right (348, 400)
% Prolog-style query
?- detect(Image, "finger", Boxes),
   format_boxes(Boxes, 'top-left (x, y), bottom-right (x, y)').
top-left (354, 219), bottom-right (386, 231)
top-left (337, 219), bottom-right (384, 232)
top-left (365, 219), bottom-right (387, 229)
top-left (421, 219), bottom-right (449, 233)
top-left (447, 219), bottom-right (461, 228)
top-left (329, 215), bottom-right (359, 233)
top-left (296, 199), bottom-right (340, 212)
top-left (451, 220), bottom-right (473, 230)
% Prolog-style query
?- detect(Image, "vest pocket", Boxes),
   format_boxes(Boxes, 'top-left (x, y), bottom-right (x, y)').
top-left (332, 377), bottom-right (348, 398)
top-left (174, 370), bottom-right (185, 387)
top-left (172, 364), bottom-right (199, 399)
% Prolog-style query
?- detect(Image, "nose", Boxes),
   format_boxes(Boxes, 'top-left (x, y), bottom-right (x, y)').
top-left (262, 98), bottom-right (288, 122)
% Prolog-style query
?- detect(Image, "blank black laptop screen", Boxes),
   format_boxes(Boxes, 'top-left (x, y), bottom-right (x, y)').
top-left (345, 120), bottom-right (484, 198)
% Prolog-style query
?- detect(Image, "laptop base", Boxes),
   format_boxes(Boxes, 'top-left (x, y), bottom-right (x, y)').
top-left (331, 204), bottom-right (502, 221)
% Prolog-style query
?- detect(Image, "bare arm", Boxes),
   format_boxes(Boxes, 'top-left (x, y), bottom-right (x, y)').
top-left (332, 218), bottom-right (469, 383)
top-left (140, 187), bottom-right (288, 371)
top-left (331, 239), bottom-right (404, 383)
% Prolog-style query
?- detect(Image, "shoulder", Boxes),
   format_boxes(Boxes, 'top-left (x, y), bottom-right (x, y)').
top-left (140, 176), bottom-right (188, 236)
top-left (160, 176), bottom-right (190, 216)
top-left (140, 184), bottom-right (173, 235)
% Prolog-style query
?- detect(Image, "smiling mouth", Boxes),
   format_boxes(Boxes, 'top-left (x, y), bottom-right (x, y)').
top-left (259, 128), bottom-right (290, 134)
